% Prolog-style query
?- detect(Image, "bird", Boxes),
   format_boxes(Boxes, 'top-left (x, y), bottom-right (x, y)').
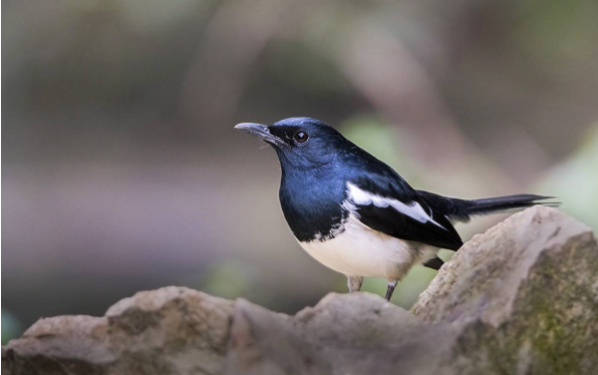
top-left (235, 117), bottom-right (557, 301)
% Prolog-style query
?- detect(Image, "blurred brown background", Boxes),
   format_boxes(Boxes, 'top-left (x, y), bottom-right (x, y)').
top-left (3, 0), bottom-right (598, 342)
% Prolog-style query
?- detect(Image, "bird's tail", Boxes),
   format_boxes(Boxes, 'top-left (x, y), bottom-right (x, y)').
top-left (464, 194), bottom-right (560, 215)
top-left (418, 191), bottom-right (560, 223)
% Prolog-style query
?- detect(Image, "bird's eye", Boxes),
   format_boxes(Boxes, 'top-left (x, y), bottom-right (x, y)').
top-left (293, 131), bottom-right (309, 144)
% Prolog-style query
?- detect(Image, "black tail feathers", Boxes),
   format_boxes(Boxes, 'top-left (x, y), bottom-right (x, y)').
top-left (417, 191), bottom-right (560, 223)
top-left (466, 194), bottom-right (560, 219)
top-left (465, 194), bottom-right (559, 217)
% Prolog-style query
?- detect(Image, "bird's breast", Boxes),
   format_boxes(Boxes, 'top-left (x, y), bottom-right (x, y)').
top-left (279, 175), bottom-right (346, 242)
top-left (298, 214), bottom-right (438, 280)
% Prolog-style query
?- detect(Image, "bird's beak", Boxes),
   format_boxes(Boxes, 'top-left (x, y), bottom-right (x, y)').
top-left (234, 123), bottom-right (286, 147)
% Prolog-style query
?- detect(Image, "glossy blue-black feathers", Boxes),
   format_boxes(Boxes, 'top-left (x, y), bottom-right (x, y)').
top-left (241, 117), bottom-right (557, 250)
top-left (267, 118), bottom-right (464, 248)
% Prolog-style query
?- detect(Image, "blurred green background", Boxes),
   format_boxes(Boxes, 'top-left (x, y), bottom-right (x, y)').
top-left (3, 0), bottom-right (598, 343)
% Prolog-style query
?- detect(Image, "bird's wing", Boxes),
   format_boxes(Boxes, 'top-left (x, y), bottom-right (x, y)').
top-left (346, 181), bottom-right (463, 251)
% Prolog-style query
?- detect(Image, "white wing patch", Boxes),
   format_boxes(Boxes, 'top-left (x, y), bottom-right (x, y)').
top-left (346, 182), bottom-right (446, 230)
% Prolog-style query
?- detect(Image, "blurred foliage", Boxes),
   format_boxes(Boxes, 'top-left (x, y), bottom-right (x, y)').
top-left (341, 115), bottom-right (415, 178)
top-left (539, 124), bottom-right (598, 232)
top-left (266, 42), bottom-right (351, 96)
top-left (2, 310), bottom-right (22, 345)
top-left (200, 260), bottom-right (260, 301)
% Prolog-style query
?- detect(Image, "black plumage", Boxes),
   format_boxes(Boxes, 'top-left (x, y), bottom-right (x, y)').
top-left (236, 117), bottom-right (558, 301)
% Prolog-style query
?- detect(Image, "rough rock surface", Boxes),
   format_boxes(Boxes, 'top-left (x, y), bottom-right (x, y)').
top-left (412, 206), bottom-right (598, 375)
top-left (2, 287), bottom-right (235, 375)
top-left (3, 207), bottom-right (597, 375)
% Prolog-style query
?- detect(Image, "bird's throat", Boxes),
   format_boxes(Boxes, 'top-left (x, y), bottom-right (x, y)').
top-left (278, 172), bottom-right (347, 242)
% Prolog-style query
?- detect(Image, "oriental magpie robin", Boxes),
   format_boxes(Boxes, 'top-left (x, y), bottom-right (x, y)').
top-left (235, 117), bottom-right (557, 301)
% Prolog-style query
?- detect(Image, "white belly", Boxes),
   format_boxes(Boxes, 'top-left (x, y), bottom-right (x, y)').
top-left (299, 214), bottom-right (439, 280)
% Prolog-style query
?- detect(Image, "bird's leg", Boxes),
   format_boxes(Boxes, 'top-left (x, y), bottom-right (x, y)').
top-left (347, 276), bottom-right (363, 293)
top-left (384, 280), bottom-right (398, 301)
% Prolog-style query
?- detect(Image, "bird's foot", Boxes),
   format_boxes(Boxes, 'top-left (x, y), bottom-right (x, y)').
top-left (347, 276), bottom-right (363, 293)
top-left (384, 280), bottom-right (398, 301)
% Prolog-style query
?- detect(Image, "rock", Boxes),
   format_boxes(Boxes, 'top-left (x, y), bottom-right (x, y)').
top-left (411, 206), bottom-right (598, 375)
top-left (225, 293), bottom-right (457, 375)
top-left (2, 287), bottom-right (235, 375)
top-left (3, 207), bottom-right (597, 375)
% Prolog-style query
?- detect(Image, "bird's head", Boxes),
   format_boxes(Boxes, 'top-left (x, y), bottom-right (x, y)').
top-left (235, 117), bottom-right (347, 170)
